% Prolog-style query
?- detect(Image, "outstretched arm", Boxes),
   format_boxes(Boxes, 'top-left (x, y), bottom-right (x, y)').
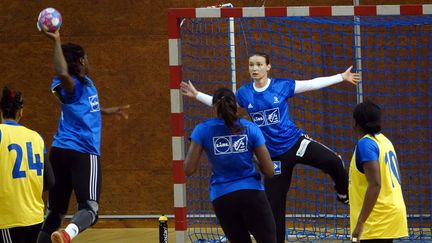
top-left (294, 66), bottom-right (360, 94)
top-left (180, 81), bottom-right (213, 107)
top-left (101, 105), bottom-right (130, 119)
top-left (41, 28), bottom-right (75, 94)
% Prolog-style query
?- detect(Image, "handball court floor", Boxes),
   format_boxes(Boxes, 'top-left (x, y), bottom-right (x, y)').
top-left (73, 228), bottom-right (176, 242)
top-left (72, 219), bottom-right (176, 242)
top-left (71, 219), bottom-right (346, 243)
top-left (75, 228), bottom-right (346, 243)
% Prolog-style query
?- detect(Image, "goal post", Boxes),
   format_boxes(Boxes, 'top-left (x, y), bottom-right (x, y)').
top-left (169, 4), bottom-right (432, 243)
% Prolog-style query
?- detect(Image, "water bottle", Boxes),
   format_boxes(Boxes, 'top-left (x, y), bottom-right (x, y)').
top-left (159, 215), bottom-right (168, 243)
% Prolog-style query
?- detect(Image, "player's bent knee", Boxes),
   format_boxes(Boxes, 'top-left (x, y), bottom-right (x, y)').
top-left (74, 200), bottom-right (99, 226)
top-left (86, 200), bottom-right (99, 214)
top-left (323, 154), bottom-right (345, 172)
top-left (86, 200), bottom-right (99, 225)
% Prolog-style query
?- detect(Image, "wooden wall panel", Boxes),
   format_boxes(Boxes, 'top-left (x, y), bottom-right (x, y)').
top-left (0, 0), bottom-right (430, 216)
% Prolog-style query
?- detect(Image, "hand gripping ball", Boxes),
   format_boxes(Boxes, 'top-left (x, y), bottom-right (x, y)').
top-left (37, 8), bottom-right (62, 32)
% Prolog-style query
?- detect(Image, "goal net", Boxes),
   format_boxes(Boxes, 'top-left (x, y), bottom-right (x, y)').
top-left (169, 5), bottom-right (432, 242)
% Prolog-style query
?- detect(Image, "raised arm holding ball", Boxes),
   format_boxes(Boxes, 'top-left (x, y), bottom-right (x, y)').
top-left (37, 26), bottom-right (129, 243)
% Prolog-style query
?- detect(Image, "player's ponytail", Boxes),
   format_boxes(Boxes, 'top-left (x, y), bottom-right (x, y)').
top-left (353, 99), bottom-right (382, 135)
top-left (213, 88), bottom-right (244, 134)
top-left (1, 86), bottom-right (23, 120)
top-left (62, 43), bottom-right (88, 85)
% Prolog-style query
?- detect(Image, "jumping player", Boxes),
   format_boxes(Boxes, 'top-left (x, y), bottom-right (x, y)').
top-left (37, 28), bottom-right (129, 243)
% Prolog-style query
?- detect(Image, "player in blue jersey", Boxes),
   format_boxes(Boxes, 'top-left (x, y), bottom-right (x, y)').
top-left (37, 28), bottom-right (130, 243)
top-left (0, 86), bottom-right (55, 243)
top-left (181, 52), bottom-right (360, 242)
top-left (184, 87), bottom-right (276, 243)
top-left (349, 100), bottom-right (408, 243)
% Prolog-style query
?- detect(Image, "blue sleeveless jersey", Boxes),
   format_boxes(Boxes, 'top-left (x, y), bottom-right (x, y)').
top-left (236, 78), bottom-right (303, 157)
top-left (51, 76), bottom-right (101, 155)
top-left (190, 118), bottom-right (266, 201)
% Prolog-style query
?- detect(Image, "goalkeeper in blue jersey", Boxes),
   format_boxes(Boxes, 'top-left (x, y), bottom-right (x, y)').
top-left (180, 52), bottom-right (360, 243)
top-left (184, 87), bottom-right (276, 243)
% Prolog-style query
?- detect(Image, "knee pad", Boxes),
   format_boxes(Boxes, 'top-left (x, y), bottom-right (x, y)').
top-left (40, 210), bottom-right (65, 234)
top-left (77, 200), bottom-right (99, 225)
top-left (86, 200), bottom-right (99, 214)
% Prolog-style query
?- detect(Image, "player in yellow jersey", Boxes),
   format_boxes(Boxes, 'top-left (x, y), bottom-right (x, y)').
top-left (349, 100), bottom-right (408, 243)
top-left (0, 86), bottom-right (54, 243)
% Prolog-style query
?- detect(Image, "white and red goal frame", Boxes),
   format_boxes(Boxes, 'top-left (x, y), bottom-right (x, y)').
top-left (168, 4), bottom-right (432, 243)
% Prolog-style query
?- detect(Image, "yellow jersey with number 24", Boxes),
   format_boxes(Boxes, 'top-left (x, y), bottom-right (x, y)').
top-left (0, 122), bottom-right (45, 229)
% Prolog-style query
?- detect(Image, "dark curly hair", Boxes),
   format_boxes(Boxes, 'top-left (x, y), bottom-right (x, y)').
top-left (62, 43), bottom-right (88, 84)
top-left (1, 86), bottom-right (23, 119)
top-left (353, 99), bottom-right (382, 135)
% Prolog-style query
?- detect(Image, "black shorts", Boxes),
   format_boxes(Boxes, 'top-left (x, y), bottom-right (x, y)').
top-left (361, 239), bottom-right (394, 243)
top-left (0, 223), bottom-right (42, 243)
top-left (48, 147), bottom-right (101, 214)
top-left (212, 189), bottom-right (276, 243)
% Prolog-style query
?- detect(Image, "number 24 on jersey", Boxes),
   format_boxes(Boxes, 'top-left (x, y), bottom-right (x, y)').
top-left (8, 142), bottom-right (43, 179)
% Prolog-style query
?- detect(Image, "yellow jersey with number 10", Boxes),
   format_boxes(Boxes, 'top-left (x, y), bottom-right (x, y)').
top-left (0, 122), bottom-right (45, 229)
top-left (349, 133), bottom-right (408, 239)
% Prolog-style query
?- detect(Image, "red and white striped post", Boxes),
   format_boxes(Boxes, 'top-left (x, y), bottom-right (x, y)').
top-left (168, 8), bottom-right (187, 243)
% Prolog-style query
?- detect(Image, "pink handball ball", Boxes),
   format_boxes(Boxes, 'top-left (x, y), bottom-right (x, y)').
top-left (37, 8), bottom-right (62, 32)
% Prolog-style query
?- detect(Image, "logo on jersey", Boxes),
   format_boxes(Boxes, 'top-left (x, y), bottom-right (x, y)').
top-left (88, 95), bottom-right (100, 112)
top-left (248, 103), bottom-right (253, 109)
top-left (267, 109), bottom-right (279, 123)
top-left (250, 108), bottom-right (280, 127)
top-left (273, 96), bottom-right (280, 103)
top-left (251, 112), bottom-right (266, 126)
top-left (273, 161), bottom-right (281, 175)
top-left (213, 135), bottom-right (248, 155)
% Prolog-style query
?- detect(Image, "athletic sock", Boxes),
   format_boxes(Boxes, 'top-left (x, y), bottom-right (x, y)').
top-left (64, 223), bottom-right (79, 239)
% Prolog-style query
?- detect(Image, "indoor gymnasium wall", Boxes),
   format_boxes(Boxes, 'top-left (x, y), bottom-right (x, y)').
top-left (0, 0), bottom-right (428, 217)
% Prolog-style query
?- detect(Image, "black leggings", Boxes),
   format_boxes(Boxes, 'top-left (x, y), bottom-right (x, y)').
top-left (40, 147), bottom-right (101, 235)
top-left (361, 239), bottom-right (394, 243)
top-left (264, 135), bottom-right (349, 243)
top-left (0, 223), bottom-right (42, 243)
top-left (212, 189), bottom-right (276, 243)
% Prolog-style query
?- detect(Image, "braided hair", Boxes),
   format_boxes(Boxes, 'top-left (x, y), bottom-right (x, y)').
top-left (62, 43), bottom-right (88, 84)
top-left (212, 88), bottom-right (244, 134)
top-left (1, 87), bottom-right (23, 120)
